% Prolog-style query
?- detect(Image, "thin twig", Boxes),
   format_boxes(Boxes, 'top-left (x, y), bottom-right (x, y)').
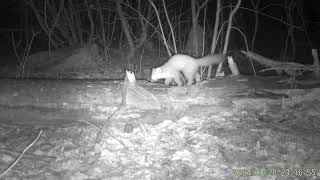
top-left (148, 0), bottom-right (172, 57)
top-left (224, 6), bottom-right (302, 30)
top-left (0, 148), bottom-right (56, 161)
top-left (80, 119), bottom-right (128, 149)
top-left (161, 0), bottom-right (177, 53)
top-left (0, 129), bottom-right (43, 179)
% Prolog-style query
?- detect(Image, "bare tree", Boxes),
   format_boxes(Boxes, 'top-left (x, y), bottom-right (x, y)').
top-left (207, 0), bottom-right (221, 78)
top-left (115, 0), bottom-right (135, 61)
top-left (135, 0), bottom-right (152, 49)
top-left (250, 0), bottom-right (261, 51)
top-left (215, 0), bottom-right (242, 76)
top-left (189, 0), bottom-right (209, 57)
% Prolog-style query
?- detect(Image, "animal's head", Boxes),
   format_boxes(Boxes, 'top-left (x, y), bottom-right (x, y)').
top-left (151, 67), bottom-right (164, 82)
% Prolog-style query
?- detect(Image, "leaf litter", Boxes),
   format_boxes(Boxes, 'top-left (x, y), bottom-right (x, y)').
top-left (0, 88), bottom-right (320, 180)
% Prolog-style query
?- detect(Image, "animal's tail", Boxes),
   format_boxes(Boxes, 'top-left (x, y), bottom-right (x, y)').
top-left (196, 54), bottom-right (225, 67)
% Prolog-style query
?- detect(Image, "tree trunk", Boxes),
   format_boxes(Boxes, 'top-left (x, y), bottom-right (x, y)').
top-left (215, 0), bottom-right (242, 77)
top-left (207, 0), bottom-right (221, 78)
top-left (115, 0), bottom-right (135, 61)
top-left (250, 0), bottom-right (261, 51)
top-left (191, 0), bottom-right (199, 56)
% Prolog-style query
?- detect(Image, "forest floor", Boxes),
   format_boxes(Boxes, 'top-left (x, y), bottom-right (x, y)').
top-left (0, 47), bottom-right (319, 180)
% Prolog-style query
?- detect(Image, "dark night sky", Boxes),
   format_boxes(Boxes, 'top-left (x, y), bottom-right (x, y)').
top-left (0, 0), bottom-right (22, 28)
top-left (0, 0), bottom-right (319, 58)
top-left (1, 0), bottom-right (319, 29)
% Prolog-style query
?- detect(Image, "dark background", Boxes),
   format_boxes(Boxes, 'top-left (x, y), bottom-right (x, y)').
top-left (0, 0), bottom-right (319, 64)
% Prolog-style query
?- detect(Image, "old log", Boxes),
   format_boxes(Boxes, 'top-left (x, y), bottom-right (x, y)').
top-left (1, 76), bottom-right (317, 128)
top-left (0, 79), bottom-right (123, 127)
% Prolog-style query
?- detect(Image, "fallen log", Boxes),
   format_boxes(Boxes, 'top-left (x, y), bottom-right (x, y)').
top-left (0, 79), bottom-right (124, 127)
top-left (241, 50), bottom-right (319, 72)
top-left (1, 75), bottom-right (316, 128)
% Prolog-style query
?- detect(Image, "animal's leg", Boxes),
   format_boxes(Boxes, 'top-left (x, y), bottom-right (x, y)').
top-left (173, 74), bottom-right (183, 86)
top-left (165, 78), bottom-right (173, 85)
top-left (195, 72), bottom-right (201, 83)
